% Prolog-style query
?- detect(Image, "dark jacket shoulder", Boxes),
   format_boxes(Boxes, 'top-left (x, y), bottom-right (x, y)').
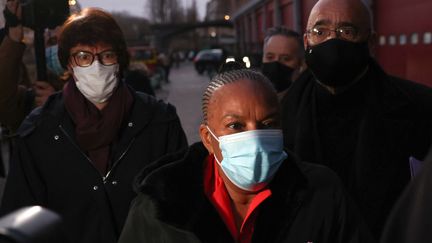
top-left (384, 74), bottom-right (432, 112)
top-left (297, 160), bottom-right (345, 192)
top-left (134, 143), bottom-right (206, 197)
top-left (134, 91), bottom-right (180, 123)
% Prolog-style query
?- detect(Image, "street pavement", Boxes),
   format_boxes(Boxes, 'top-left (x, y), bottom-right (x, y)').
top-left (156, 62), bottom-right (210, 145)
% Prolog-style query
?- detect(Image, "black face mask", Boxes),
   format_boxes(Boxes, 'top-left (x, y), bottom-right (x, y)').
top-left (261, 61), bottom-right (295, 92)
top-left (305, 38), bottom-right (370, 87)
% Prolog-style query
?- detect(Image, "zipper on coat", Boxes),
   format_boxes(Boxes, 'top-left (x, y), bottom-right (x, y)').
top-left (58, 125), bottom-right (136, 183)
top-left (103, 137), bottom-right (136, 183)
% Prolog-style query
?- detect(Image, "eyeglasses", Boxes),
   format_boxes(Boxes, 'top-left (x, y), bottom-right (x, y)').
top-left (71, 50), bottom-right (118, 67)
top-left (306, 26), bottom-right (360, 43)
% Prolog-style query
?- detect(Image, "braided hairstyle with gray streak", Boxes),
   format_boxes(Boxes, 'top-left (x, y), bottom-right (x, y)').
top-left (202, 62), bottom-right (276, 124)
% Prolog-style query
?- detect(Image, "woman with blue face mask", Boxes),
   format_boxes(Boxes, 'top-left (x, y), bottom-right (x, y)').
top-left (118, 63), bottom-right (375, 243)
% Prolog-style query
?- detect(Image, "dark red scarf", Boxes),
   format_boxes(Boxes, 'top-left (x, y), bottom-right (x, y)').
top-left (63, 79), bottom-right (133, 174)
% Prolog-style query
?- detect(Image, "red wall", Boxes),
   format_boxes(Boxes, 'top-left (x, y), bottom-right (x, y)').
top-left (301, 0), bottom-right (318, 31)
top-left (256, 8), bottom-right (264, 42)
top-left (374, 0), bottom-right (432, 86)
top-left (281, 0), bottom-right (294, 29)
top-left (266, 2), bottom-right (274, 28)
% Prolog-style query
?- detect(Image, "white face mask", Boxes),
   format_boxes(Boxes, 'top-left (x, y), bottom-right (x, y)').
top-left (72, 61), bottom-right (119, 104)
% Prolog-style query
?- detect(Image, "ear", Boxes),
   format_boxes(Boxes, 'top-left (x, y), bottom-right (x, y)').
top-left (199, 124), bottom-right (214, 154)
top-left (67, 58), bottom-right (75, 73)
top-left (303, 33), bottom-right (308, 50)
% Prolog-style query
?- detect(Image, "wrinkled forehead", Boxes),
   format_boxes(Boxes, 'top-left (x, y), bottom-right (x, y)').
top-left (307, 0), bottom-right (371, 30)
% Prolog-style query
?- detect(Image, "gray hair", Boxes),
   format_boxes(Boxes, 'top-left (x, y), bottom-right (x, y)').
top-left (202, 68), bottom-right (275, 123)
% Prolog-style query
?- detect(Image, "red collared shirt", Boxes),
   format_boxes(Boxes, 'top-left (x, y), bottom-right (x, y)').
top-left (203, 155), bottom-right (272, 243)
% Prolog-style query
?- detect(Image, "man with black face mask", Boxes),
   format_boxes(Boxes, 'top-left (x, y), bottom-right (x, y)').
top-left (261, 26), bottom-right (305, 98)
top-left (281, 0), bottom-right (432, 240)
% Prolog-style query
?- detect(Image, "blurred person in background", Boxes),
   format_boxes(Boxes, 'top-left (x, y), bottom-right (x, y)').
top-left (1, 8), bottom-right (187, 243)
top-left (281, 0), bottom-right (432, 238)
top-left (0, 0), bottom-right (64, 201)
top-left (157, 51), bottom-right (171, 83)
top-left (118, 64), bottom-right (374, 243)
top-left (124, 62), bottom-right (155, 96)
top-left (0, 0), bottom-right (63, 132)
top-left (262, 26), bottom-right (305, 99)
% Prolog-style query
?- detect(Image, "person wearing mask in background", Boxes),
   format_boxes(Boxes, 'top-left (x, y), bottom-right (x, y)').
top-left (281, 0), bottom-right (432, 239)
top-left (118, 64), bottom-right (374, 243)
top-left (1, 8), bottom-right (188, 243)
top-left (261, 26), bottom-right (305, 99)
top-left (0, 0), bottom-right (64, 201)
top-left (0, 0), bottom-right (64, 132)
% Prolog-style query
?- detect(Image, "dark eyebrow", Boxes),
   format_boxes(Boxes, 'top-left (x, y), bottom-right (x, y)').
top-left (313, 19), bottom-right (332, 27)
top-left (337, 22), bottom-right (358, 29)
top-left (313, 20), bottom-right (358, 29)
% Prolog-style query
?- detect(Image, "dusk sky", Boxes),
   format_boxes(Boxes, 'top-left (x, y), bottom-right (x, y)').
top-left (79, 0), bottom-right (209, 19)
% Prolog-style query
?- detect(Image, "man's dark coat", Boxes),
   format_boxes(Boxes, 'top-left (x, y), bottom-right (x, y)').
top-left (281, 60), bottom-right (432, 237)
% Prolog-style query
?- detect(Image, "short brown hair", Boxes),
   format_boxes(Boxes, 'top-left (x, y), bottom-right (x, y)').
top-left (58, 8), bottom-right (129, 72)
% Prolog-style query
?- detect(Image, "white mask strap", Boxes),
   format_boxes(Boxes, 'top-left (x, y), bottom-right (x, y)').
top-left (206, 126), bottom-right (219, 142)
top-left (206, 126), bottom-right (223, 164)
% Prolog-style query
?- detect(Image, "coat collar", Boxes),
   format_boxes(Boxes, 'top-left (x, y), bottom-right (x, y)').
top-left (136, 142), bottom-right (310, 236)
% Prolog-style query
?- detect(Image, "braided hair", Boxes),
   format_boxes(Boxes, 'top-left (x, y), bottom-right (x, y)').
top-left (202, 62), bottom-right (275, 123)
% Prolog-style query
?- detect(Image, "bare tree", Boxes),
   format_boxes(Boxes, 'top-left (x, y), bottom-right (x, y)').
top-left (185, 0), bottom-right (198, 23)
top-left (145, 0), bottom-right (185, 23)
top-left (111, 11), bottom-right (150, 44)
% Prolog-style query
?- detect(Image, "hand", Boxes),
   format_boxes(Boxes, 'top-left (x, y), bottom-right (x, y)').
top-left (5, 0), bottom-right (23, 42)
top-left (34, 81), bottom-right (55, 107)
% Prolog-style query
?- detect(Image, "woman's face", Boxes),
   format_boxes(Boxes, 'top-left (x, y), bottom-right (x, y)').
top-left (200, 78), bottom-right (280, 162)
top-left (68, 42), bottom-right (117, 69)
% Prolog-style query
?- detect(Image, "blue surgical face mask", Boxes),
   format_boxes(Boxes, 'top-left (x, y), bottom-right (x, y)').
top-left (207, 127), bottom-right (287, 192)
top-left (45, 44), bottom-right (65, 77)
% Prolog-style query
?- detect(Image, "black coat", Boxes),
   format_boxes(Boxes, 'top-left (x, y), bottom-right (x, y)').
top-left (281, 60), bottom-right (432, 238)
top-left (0, 91), bottom-right (188, 243)
top-left (118, 142), bottom-right (374, 243)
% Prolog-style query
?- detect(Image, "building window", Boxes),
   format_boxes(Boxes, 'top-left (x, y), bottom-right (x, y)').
top-left (379, 35), bottom-right (386, 46)
top-left (411, 33), bottom-right (419, 45)
top-left (389, 35), bottom-right (396, 46)
top-left (399, 34), bottom-right (407, 45)
top-left (424, 32), bottom-right (432, 44)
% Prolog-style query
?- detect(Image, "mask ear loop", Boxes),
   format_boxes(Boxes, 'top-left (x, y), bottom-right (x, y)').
top-left (206, 126), bottom-right (223, 165)
top-left (206, 126), bottom-right (219, 142)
